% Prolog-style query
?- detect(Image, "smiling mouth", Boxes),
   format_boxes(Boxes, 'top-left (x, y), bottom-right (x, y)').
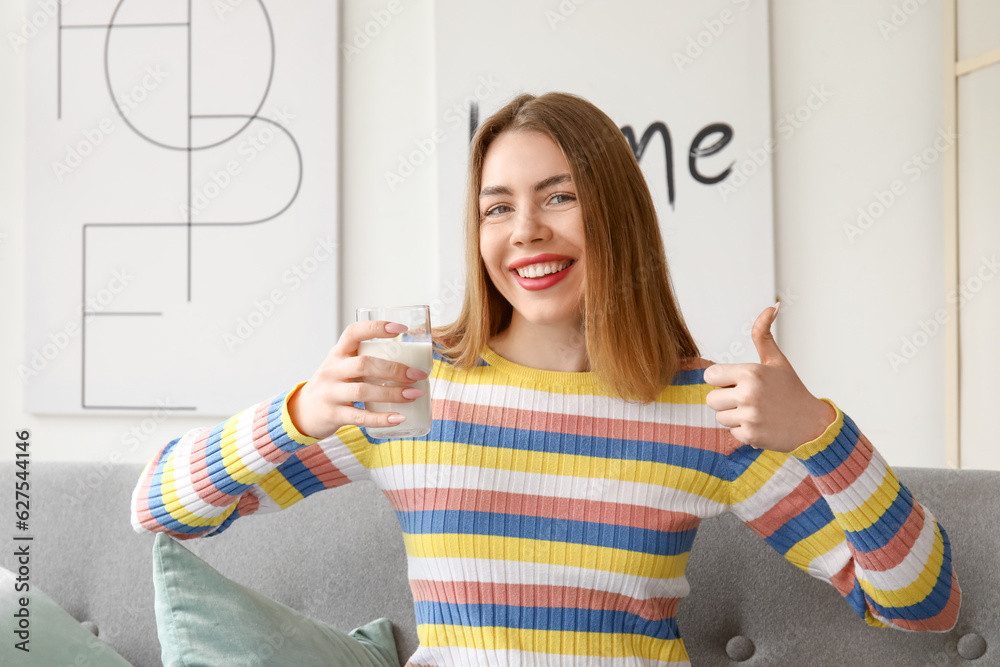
top-left (512, 259), bottom-right (576, 279)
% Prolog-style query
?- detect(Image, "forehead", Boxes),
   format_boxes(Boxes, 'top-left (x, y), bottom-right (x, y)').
top-left (481, 130), bottom-right (571, 187)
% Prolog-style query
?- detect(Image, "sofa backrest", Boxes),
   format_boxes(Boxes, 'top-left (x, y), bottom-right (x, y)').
top-left (0, 463), bottom-right (993, 666)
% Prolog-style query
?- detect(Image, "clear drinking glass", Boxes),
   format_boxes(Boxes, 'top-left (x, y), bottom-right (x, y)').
top-left (356, 305), bottom-right (433, 438)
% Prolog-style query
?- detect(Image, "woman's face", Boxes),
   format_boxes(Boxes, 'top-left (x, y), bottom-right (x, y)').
top-left (478, 130), bottom-right (586, 330)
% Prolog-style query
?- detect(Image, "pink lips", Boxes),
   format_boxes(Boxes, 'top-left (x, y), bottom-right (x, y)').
top-left (511, 260), bottom-right (576, 291)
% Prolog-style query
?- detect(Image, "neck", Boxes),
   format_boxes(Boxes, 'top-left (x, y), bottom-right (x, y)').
top-left (489, 314), bottom-right (590, 373)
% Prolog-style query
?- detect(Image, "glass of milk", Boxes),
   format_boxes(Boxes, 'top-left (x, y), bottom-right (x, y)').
top-left (356, 305), bottom-right (433, 438)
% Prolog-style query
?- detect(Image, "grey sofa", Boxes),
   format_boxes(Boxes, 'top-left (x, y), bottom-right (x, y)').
top-left (0, 462), bottom-right (994, 666)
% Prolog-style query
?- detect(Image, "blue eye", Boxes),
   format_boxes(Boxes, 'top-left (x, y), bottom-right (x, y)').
top-left (550, 193), bottom-right (576, 204)
top-left (484, 204), bottom-right (512, 217)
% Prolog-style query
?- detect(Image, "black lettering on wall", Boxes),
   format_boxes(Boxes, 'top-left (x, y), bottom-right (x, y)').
top-left (469, 101), bottom-right (479, 144)
top-left (620, 123), bottom-right (675, 209)
top-left (688, 122), bottom-right (734, 185)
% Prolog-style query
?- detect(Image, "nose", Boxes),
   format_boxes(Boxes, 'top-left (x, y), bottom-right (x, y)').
top-left (509, 203), bottom-right (550, 246)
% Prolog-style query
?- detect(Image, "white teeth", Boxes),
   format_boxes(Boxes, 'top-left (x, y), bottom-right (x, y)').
top-left (515, 260), bottom-right (572, 278)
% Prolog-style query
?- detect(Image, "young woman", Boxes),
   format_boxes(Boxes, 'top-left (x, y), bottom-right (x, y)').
top-left (132, 92), bottom-right (960, 666)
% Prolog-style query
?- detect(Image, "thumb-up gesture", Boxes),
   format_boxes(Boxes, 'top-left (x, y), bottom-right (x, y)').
top-left (703, 303), bottom-right (837, 453)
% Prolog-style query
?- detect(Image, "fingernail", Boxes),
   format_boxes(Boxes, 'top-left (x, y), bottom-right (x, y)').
top-left (402, 387), bottom-right (424, 399)
top-left (386, 322), bottom-right (407, 334)
top-left (388, 414), bottom-right (406, 424)
top-left (773, 300), bottom-right (781, 316)
top-left (407, 368), bottom-right (429, 381)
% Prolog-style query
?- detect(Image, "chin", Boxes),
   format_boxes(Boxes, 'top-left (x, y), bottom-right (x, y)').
top-left (515, 305), bottom-right (584, 329)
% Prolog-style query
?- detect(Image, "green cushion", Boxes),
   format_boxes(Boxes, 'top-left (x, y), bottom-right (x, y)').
top-left (152, 533), bottom-right (399, 667)
top-left (0, 566), bottom-right (132, 666)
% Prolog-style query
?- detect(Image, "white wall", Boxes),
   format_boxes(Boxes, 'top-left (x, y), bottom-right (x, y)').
top-left (2, 0), bottom-right (962, 469)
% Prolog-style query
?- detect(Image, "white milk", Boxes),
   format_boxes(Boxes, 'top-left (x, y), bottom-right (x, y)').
top-left (357, 339), bottom-right (433, 438)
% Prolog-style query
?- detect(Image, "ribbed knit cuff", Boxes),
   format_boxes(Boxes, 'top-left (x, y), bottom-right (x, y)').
top-left (274, 380), bottom-right (320, 451)
top-left (789, 398), bottom-right (848, 473)
top-left (789, 399), bottom-right (897, 529)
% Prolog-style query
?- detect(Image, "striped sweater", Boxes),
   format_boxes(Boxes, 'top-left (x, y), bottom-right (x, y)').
top-left (131, 345), bottom-right (961, 666)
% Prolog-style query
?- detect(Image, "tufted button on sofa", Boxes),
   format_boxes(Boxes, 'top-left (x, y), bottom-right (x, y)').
top-left (725, 635), bottom-right (755, 661)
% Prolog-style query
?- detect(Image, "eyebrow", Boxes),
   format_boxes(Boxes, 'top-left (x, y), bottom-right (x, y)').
top-left (479, 173), bottom-right (573, 198)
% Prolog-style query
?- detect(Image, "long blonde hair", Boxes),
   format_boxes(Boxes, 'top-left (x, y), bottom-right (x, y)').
top-left (433, 92), bottom-right (700, 403)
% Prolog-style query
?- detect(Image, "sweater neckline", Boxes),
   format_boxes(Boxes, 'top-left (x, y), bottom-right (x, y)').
top-left (480, 344), bottom-right (598, 386)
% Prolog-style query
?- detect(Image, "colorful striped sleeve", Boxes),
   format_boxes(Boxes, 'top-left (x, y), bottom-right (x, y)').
top-left (130, 381), bottom-right (373, 539)
top-left (725, 398), bottom-right (960, 632)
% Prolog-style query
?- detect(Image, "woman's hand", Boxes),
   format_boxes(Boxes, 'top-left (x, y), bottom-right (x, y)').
top-left (287, 320), bottom-right (429, 440)
top-left (703, 303), bottom-right (837, 453)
